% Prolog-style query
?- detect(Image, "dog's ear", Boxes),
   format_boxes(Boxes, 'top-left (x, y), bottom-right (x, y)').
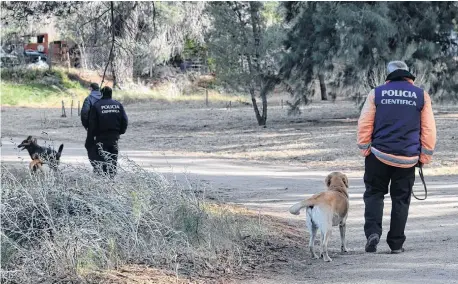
top-left (341, 174), bottom-right (349, 188)
top-left (32, 138), bottom-right (37, 144)
top-left (26, 135), bottom-right (32, 141)
top-left (325, 174), bottom-right (332, 187)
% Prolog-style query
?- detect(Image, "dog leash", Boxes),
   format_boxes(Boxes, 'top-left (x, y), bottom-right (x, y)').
top-left (412, 163), bottom-right (427, 200)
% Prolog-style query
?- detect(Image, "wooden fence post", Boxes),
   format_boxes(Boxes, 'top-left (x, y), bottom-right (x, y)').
top-left (205, 89), bottom-right (209, 107)
top-left (71, 100), bottom-right (74, 117)
top-left (78, 101), bottom-right (81, 116)
top-left (61, 100), bottom-right (67, 117)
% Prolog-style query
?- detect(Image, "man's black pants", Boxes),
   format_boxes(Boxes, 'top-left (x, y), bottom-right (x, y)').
top-left (364, 153), bottom-right (415, 250)
top-left (89, 138), bottom-right (119, 178)
top-left (85, 137), bottom-right (96, 170)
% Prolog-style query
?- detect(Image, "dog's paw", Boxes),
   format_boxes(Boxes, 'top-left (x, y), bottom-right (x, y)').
top-left (323, 255), bottom-right (332, 262)
top-left (311, 253), bottom-right (319, 259)
top-left (341, 246), bottom-right (348, 253)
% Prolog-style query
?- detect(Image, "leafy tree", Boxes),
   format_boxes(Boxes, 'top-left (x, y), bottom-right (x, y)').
top-left (1, 1), bottom-right (81, 25)
top-left (2, 1), bottom-right (208, 87)
top-left (280, 1), bottom-right (458, 106)
top-left (206, 1), bottom-right (284, 126)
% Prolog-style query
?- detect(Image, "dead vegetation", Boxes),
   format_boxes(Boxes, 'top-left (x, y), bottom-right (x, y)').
top-left (0, 158), bottom-right (307, 283)
top-left (2, 100), bottom-right (457, 174)
top-left (1, 94), bottom-right (457, 283)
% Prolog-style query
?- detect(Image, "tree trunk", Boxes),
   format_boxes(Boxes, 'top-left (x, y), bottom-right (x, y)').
top-left (260, 90), bottom-right (267, 126)
top-left (110, 2), bottom-right (137, 87)
top-left (77, 30), bottom-right (88, 69)
top-left (319, 73), bottom-right (327, 100)
top-left (113, 47), bottom-right (134, 86)
top-left (111, 59), bottom-right (118, 88)
top-left (103, 1), bottom-right (117, 88)
top-left (249, 2), bottom-right (267, 126)
top-left (250, 88), bottom-right (264, 126)
top-left (249, 2), bottom-right (262, 75)
top-left (110, 2), bottom-right (118, 88)
top-left (232, 2), bottom-right (265, 126)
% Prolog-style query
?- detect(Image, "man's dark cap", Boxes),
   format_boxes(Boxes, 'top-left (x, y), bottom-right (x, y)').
top-left (90, 83), bottom-right (100, 91)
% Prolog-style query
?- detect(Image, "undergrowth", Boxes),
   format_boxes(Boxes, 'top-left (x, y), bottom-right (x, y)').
top-left (0, 158), bottom-right (267, 283)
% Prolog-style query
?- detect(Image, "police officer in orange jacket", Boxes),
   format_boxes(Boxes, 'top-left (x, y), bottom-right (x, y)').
top-left (357, 61), bottom-right (436, 254)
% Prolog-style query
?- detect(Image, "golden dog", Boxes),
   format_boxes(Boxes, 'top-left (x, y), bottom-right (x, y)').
top-left (289, 172), bottom-right (349, 262)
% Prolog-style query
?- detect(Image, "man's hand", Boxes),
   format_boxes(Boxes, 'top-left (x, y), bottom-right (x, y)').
top-left (416, 161), bottom-right (423, 168)
top-left (360, 148), bottom-right (371, 157)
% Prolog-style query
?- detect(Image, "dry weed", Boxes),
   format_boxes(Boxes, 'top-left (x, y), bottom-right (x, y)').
top-left (0, 157), bottom-right (267, 283)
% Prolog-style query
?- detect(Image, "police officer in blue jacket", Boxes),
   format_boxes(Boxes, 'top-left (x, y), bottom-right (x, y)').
top-left (81, 83), bottom-right (102, 161)
top-left (87, 86), bottom-right (128, 177)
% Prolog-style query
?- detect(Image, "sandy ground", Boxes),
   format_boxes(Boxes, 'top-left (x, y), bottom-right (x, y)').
top-left (1, 99), bottom-right (458, 283)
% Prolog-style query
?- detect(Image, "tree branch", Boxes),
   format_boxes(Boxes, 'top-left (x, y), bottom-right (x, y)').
top-left (100, 1), bottom-right (115, 88)
top-left (77, 8), bottom-right (111, 28)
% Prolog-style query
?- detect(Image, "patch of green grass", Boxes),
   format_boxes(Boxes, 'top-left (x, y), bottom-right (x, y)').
top-left (0, 81), bottom-right (248, 107)
top-left (1, 82), bottom-right (61, 106)
top-left (1, 67), bottom-right (81, 89)
top-left (52, 68), bottom-right (82, 89)
top-left (0, 67), bottom-right (87, 107)
top-left (1, 67), bottom-right (250, 107)
top-left (0, 82), bottom-right (87, 107)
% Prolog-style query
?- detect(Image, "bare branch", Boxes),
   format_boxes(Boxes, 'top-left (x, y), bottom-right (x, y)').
top-left (101, 1), bottom-right (116, 88)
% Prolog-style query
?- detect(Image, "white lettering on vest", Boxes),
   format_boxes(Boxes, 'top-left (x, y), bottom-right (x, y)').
top-left (101, 104), bottom-right (120, 110)
top-left (381, 90), bottom-right (417, 99)
top-left (380, 99), bottom-right (417, 106)
top-left (101, 109), bottom-right (120, 114)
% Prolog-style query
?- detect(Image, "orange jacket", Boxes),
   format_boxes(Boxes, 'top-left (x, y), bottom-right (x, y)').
top-left (357, 79), bottom-right (436, 168)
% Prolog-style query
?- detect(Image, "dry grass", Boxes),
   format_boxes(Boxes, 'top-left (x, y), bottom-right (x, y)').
top-left (0, 158), bottom-right (274, 283)
top-left (115, 83), bottom-right (247, 106)
top-left (2, 100), bottom-right (457, 173)
top-left (2, 85), bottom-right (456, 283)
top-left (84, 265), bottom-right (205, 283)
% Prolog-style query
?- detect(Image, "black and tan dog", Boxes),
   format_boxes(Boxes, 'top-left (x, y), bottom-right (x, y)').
top-left (18, 136), bottom-right (64, 172)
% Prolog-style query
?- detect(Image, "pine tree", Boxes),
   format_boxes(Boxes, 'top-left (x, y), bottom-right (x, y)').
top-left (206, 1), bottom-right (284, 126)
top-left (280, 1), bottom-right (458, 105)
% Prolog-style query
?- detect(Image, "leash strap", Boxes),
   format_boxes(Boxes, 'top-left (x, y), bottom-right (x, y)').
top-left (412, 163), bottom-right (427, 200)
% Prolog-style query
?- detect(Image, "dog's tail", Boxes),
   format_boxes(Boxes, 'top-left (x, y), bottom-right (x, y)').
top-left (56, 144), bottom-right (64, 160)
top-left (289, 199), bottom-right (315, 215)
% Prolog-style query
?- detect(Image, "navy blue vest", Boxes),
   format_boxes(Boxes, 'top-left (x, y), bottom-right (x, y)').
top-left (372, 81), bottom-right (424, 157)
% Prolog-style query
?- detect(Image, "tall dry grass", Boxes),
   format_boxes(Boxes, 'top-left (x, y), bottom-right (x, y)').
top-left (1, 158), bottom-right (266, 283)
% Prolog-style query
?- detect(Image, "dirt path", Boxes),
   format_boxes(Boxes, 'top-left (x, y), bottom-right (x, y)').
top-left (2, 138), bottom-right (458, 284)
